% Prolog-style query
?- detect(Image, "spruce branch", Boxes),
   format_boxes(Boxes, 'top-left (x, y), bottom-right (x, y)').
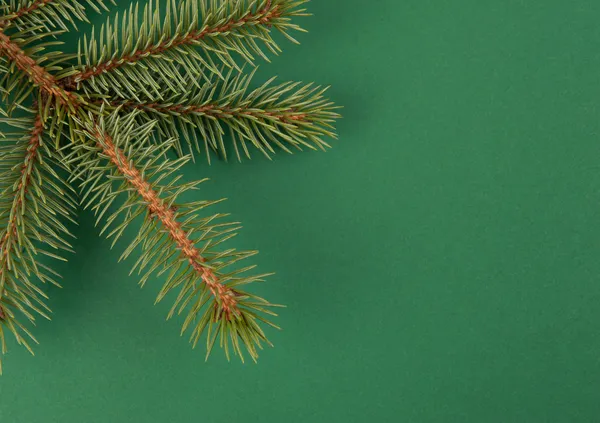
top-left (65, 0), bottom-right (309, 99)
top-left (99, 67), bottom-right (340, 161)
top-left (0, 115), bottom-right (44, 302)
top-left (68, 111), bottom-right (279, 361)
top-left (0, 0), bottom-right (339, 371)
top-left (0, 113), bottom-right (76, 373)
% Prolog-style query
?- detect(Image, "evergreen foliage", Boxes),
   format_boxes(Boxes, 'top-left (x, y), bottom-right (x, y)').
top-left (0, 0), bottom-right (339, 373)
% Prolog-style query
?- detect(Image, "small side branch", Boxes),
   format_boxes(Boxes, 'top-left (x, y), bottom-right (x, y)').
top-left (93, 127), bottom-right (239, 318)
top-left (112, 101), bottom-right (308, 124)
top-left (73, 1), bottom-right (281, 83)
top-left (0, 0), bottom-right (55, 27)
top-left (0, 114), bottom-right (43, 299)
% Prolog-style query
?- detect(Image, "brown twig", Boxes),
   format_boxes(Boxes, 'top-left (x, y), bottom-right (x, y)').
top-left (93, 128), bottom-right (239, 318)
top-left (74, 2), bottom-right (281, 83)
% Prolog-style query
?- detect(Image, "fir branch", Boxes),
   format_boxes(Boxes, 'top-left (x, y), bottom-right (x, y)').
top-left (101, 68), bottom-right (341, 161)
top-left (0, 114), bottom-right (44, 293)
top-left (111, 101), bottom-right (309, 124)
top-left (66, 0), bottom-right (309, 99)
top-left (92, 125), bottom-right (238, 313)
top-left (0, 113), bottom-right (77, 373)
top-left (73, 0), bottom-right (282, 82)
top-left (69, 112), bottom-right (279, 361)
top-left (0, 0), bottom-right (338, 370)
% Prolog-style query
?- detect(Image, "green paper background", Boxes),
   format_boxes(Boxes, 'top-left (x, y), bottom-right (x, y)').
top-left (2, 0), bottom-right (600, 421)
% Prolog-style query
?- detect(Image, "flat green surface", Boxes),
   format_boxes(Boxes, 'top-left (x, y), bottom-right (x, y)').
top-left (2, 1), bottom-right (600, 421)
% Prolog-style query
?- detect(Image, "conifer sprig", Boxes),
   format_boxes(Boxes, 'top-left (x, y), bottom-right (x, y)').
top-left (100, 67), bottom-right (341, 161)
top-left (63, 0), bottom-right (309, 100)
top-left (0, 0), bottom-right (339, 372)
top-left (69, 111), bottom-right (278, 360)
top-left (0, 113), bottom-right (76, 373)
